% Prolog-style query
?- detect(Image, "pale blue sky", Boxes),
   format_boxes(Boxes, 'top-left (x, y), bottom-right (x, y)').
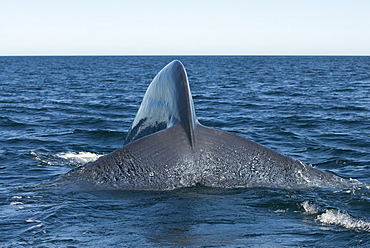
top-left (1, 0), bottom-right (369, 55)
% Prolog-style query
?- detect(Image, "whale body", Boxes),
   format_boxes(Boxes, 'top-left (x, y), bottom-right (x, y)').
top-left (61, 60), bottom-right (345, 190)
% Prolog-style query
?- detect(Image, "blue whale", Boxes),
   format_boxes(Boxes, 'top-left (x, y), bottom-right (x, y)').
top-left (61, 60), bottom-right (346, 190)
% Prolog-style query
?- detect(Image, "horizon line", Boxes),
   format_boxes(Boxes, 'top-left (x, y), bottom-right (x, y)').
top-left (1, 53), bottom-right (370, 57)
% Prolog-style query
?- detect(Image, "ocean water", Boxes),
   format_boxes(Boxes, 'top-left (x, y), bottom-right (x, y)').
top-left (1, 56), bottom-right (370, 247)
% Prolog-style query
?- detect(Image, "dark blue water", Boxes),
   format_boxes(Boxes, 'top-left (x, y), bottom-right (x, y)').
top-left (1, 56), bottom-right (370, 247)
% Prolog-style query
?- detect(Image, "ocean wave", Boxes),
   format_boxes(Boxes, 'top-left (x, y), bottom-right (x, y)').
top-left (317, 209), bottom-right (370, 232)
top-left (30, 151), bottom-right (103, 166)
top-left (56, 151), bottom-right (103, 165)
top-left (302, 200), bottom-right (370, 232)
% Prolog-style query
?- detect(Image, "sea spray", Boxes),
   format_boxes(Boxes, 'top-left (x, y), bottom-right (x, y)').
top-left (301, 200), bottom-right (370, 232)
top-left (56, 152), bottom-right (103, 165)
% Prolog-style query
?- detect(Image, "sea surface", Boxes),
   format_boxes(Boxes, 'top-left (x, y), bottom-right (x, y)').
top-left (1, 56), bottom-right (370, 247)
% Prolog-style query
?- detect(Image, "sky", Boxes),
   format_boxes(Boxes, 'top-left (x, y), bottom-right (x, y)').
top-left (1, 0), bottom-right (369, 55)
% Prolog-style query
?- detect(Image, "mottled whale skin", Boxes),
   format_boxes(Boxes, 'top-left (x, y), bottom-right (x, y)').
top-left (61, 60), bottom-right (345, 190)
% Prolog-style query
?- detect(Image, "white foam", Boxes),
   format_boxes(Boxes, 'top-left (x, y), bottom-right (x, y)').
top-left (317, 209), bottom-right (370, 232)
top-left (26, 219), bottom-right (41, 223)
top-left (26, 223), bottom-right (43, 231)
top-left (301, 200), bottom-right (370, 232)
top-left (301, 200), bottom-right (319, 215)
top-left (30, 151), bottom-right (56, 166)
top-left (56, 152), bottom-right (103, 165)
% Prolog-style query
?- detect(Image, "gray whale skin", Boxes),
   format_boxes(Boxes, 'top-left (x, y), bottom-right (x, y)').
top-left (61, 60), bottom-right (346, 190)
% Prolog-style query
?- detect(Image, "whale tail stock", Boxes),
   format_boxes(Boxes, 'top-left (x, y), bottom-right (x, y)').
top-left (61, 60), bottom-right (346, 190)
